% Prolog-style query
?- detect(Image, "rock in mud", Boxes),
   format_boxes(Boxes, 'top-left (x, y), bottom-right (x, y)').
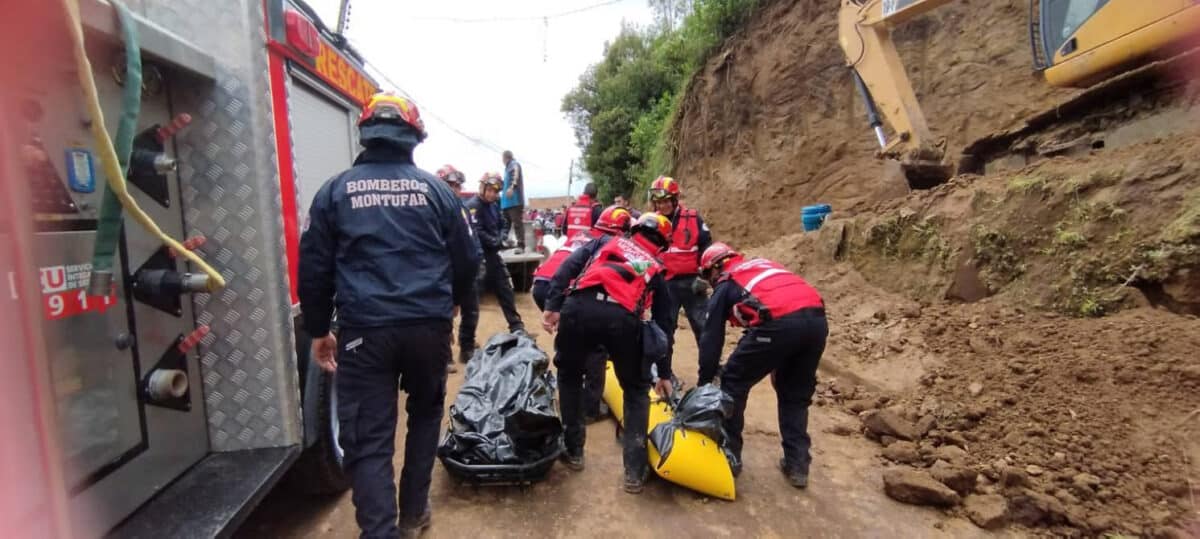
top-left (823, 420), bottom-right (857, 437)
top-left (915, 414), bottom-right (937, 437)
top-left (967, 382), bottom-right (984, 396)
top-left (1001, 467), bottom-right (1030, 488)
top-left (1087, 515), bottom-right (1115, 534)
top-left (930, 460), bottom-right (978, 496)
top-left (932, 444), bottom-right (968, 464)
top-left (882, 469), bottom-right (962, 507)
top-left (882, 442), bottom-right (921, 465)
top-left (1008, 489), bottom-right (1068, 526)
top-left (862, 409), bottom-right (920, 441)
top-left (845, 398), bottom-right (880, 413)
top-left (1071, 472), bottom-right (1101, 491)
top-left (963, 494), bottom-right (1009, 529)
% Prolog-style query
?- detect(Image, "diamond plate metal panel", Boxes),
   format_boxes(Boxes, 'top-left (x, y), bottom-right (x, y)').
top-left (143, 0), bottom-right (301, 451)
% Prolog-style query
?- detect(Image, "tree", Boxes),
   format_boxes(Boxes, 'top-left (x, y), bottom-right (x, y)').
top-left (648, 0), bottom-right (693, 30)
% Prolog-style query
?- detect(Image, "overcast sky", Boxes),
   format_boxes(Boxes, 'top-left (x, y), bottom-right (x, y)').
top-left (305, 0), bottom-right (655, 199)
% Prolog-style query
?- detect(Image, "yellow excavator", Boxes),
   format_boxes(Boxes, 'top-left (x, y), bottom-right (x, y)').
top-left (839, 0), bottom-right (1200, 188)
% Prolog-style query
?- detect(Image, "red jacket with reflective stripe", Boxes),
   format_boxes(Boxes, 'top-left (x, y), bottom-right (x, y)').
top-left (571, 235), bottom-right (664, 314)
top-left (533, 229), bottom-right (599, 281)
top-left (565, 195), bottom-right (599, 237)
top-left (661, 207), bottom-right (700, 278)
top-left (718, 257), bottom-right (823, 327)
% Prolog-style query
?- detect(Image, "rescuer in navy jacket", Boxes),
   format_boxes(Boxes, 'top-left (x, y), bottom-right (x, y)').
top-left (298, 93), bottom-right (478, 538)
top-left (460, 173), bottom-right (526, 347)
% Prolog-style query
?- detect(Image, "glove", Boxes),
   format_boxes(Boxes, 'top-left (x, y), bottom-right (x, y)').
top-left (692, 276), bottom-right (711, 297)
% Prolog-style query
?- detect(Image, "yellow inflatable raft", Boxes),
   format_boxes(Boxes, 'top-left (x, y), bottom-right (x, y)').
top-left (602, 361), bottom-right (736, 500)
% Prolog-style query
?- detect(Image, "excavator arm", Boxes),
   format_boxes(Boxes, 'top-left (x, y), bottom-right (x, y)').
top-left (838, 0), bottom-right (956, 188)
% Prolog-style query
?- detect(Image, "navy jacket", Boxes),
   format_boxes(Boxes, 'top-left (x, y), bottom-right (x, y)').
top-left (298, 145), bottom-right (480, 336)
top-left (464, 195), bottom-right (504, 252)
top-left (543, 234), bottom-right (675, 379)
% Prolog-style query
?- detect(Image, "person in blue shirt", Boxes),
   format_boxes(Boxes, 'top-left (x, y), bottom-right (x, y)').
top-left (298, 93), bottom-right (478, 539)
top-left (500, 150), bottom-right (526, 252)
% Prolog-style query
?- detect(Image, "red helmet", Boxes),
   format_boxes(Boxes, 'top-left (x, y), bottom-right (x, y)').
top-left (594, 205), bottom-right (633, 234)
top-left (700, 242), bottom-right (739, 279)
top-left (631, 212), bottom-right (673, 250)
top-left (649, 176), bottom-right (681, 201)
top-left (437, 164), bottom-right (465, 185)
top-left (358, 92), bottom-right (426, 137)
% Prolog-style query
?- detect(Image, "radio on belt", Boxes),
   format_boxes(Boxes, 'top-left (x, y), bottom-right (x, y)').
top-left (64, 148), bottom-right (96, 193)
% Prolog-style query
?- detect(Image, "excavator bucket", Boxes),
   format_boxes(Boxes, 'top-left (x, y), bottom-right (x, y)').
top-left (901, 159), bottom-right (954, 190)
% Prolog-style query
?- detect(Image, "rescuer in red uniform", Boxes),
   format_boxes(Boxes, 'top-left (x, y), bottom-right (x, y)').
top-left (560, 182), bottom-right (603, 237)
top-left (541, 213), bottom-right (675, 494)
top-left (531, 206), bottom-right (632, 422)
top-left (648, 176), bottom-right (713, 366)
top-left (696, 242), bottom-right (828, 489)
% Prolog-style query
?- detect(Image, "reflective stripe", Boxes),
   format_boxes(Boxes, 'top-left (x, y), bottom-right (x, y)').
top-left (743, 268), bottom-right (788, 293)
top-left (666, 246), bottom-right (698, 253)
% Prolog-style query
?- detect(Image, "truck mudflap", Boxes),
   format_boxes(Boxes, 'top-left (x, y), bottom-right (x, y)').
top-left (107, 446), bottom-right (298, 539)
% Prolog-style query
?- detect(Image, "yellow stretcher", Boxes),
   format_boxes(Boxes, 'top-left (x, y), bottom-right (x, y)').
top-left (602, 361), bottom-right (736, 500)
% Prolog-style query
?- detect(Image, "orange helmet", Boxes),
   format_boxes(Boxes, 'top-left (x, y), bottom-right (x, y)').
top-left (480, 173), bottom-right (502, 192)
top-left (649, 176), bottom-right (681, 201)
top-left (631, 212), bottom-right (672, 250)
top-left (700, 242), bottom-right (739, 280)
top-left (358, 92), bottom-right (427, 139)
top-left (594, 205), bottom-right (633, 234)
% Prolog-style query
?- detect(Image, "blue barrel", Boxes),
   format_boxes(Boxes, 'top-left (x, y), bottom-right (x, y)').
top-left (802, 204), bottom-right (832, 232)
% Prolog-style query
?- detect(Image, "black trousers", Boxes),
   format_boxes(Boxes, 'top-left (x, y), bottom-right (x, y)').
top-left (532, 280), bottom-right (606, 417)
top-left (503, 206), bottom-right (526, 249)
top-left (555, 293), bottom-right (650, 476)
top-left (335, 321), bottom-right (451, 538)
top-left (719, 310), bottom-right (827, 474)
top-left (456, 280), bottom-right (478, 349)
top-left (663, 276), bottom-right (708, 362)
top-left (461, 250), bottom-right (523, 347)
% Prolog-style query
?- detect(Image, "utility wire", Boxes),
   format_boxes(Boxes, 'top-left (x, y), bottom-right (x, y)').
top-left (351, 43), bottom-right (557, 174)
top-left (410, 0), bottom-right (628, 24)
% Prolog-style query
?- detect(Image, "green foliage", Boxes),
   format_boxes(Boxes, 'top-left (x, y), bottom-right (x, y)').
top-left (562, 0), bottom-right (761, 200)
top-left (1006, 174), bottom-right (1050, 195)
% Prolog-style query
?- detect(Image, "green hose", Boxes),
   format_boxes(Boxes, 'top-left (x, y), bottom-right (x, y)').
top-left (88, 0), bottom-right (141, 296)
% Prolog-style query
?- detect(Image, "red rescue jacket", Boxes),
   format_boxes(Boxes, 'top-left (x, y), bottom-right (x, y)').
top-left (718, 257), bottom-right (823, 327)
top-left (533, 229), bottom-right (599, 281)
top-left (570, 235), bottom-right (664, 314)
top-left (565, 195), bottom-right (599, 237)
top-left (661, 207), bottom-right (700, 278)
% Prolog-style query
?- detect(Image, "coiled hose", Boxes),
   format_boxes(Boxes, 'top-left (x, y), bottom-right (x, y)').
top-left (62, 0), bottom-right (226, 292)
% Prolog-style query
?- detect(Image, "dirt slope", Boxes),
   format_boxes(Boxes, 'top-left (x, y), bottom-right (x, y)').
top-left (667, 0), bottom-right (1200, 535)
top-left (671, 0), bottom-right (1072, 246)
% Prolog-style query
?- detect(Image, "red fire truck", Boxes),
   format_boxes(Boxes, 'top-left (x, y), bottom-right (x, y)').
top-left (2, 0), bottom-right (382, 535)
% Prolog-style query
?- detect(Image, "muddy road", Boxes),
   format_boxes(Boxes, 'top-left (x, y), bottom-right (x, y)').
top-left (237, 294), bottom-right (987, 538)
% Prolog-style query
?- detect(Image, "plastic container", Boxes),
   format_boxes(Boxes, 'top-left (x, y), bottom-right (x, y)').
top-left (802, 204), bottom-right (832, 232)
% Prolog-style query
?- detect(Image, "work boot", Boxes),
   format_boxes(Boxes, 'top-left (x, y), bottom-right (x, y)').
top-left (458, 345), bottom-right (476, 364)
top-left (398, 509), bottom-right (431, 538)
top-left (560, 449), bottom-right (585, 471)
top-left (780, 458), bottom-right (808, 489)
top-left (511, 327), bottom-right (539, 339)
top-left (728, 452), bottom-right (743, 478)
top-left (622, 468), bottom-right (648, 494)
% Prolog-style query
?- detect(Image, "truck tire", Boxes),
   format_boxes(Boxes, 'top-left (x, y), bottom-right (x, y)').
top-left (288, 367), bottom-right (350, 494)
